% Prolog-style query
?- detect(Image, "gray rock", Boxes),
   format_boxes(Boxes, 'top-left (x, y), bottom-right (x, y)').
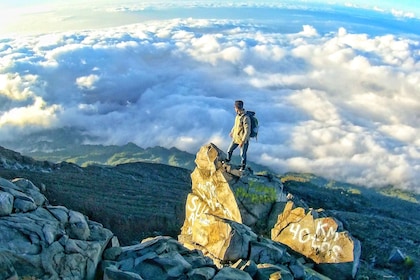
top-left (13, 193), bottom-right (37, 212)
top-left (182, 249), bottom-right (214, 268)
top-left (1, 186), bottom-right (37, 213)
top-left (187, 266), bottom-right (217, 280)
top-left (213, 267), bottom-right (253, 280)
top-left (0, 191), bottom-right (13, 216)
top-left (68, 210), bottom-right (90, 240)
top-left (0, 177), bottom-right (19, 191)
top-left (134, 259), bottom-right (166, 280)
top-left (289, 261), bottom-right (306, 279)
top-left (0, 250), bottom-right (43, 279)
top-left (223, 223), bottom-right (254, 261)
top-left (43, 223), bottom-right (61, 245)
top-left (303, 266), bottom-right (332, 280)
top-left (104, 265), bottom-right (144, 280)
top-left (0, 216), bottom-right (43, 255)
top-left (152, 251), bottom-right (192, 277)
top-left (104, 246), bottom-right (123, 261)
top-left (388, 248), bottom-right (406, 264)
top-left (47, 205), bottom-right (69, 223)
top-left (106, 236), bottom-right (220, 280)
top-left (231, 174), bottom-right (285, 230)
top-left (12, 178), bottom-right (47, 206)
top-left (0, 251), bottom-right (18, 280)
top-left (231, 259), bottom-right (258, 278)
top-left (314, 237), bottom-right (362, 280)
top-left (255, 263), bottom-right (294, 280)
top-left (0, 176), bottom-right (113, 280)
top-left (249, 238), bottom-right (291, 265)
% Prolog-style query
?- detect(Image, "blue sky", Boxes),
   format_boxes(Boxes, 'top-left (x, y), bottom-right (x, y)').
top-left (0, 1), bottom-right (419, 193)
top-left (1, 1), bottom-right (420, 35)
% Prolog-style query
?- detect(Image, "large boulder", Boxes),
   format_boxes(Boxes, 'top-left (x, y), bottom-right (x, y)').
top-left (271, 200), bottom-right (361, 279)
top-left (101, 236), bottom-right (216, 280)
top-left (179, 143), bottom-right (287, 258)
top-left (0, 191), bottom-right (13, 216)
top-left (0, 177), bottom-right (113, 280)
top-left (176, 143), bottom-right (339, 279)
top-left (179, 143), bottom-right (243, 259)
top-left (101, 234), bottom-right (330, 280)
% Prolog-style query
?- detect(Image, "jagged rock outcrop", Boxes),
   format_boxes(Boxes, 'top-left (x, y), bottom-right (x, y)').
top-left (0, 143), bottom-right (364, 279)
top-left (271, 200), bottom-right (361, 279)
top-left (101, 236), bottom-right (217, 280)
top-left (178, 143), bottom-right (287, 262)
top-left (177, 143), bottom-right (361, 279)
top-left (103, 234), bottom-right (312, 280)
top-left (0, 177), bottom-right (113, 280)
top-left (0, 146), bottom-right (54, 172)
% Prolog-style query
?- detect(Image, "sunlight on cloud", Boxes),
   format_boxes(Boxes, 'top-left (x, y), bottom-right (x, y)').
top-left (76, 74), bottom-right (100, 90)
top-left (299, 25), bottom-right (319, 37)
top-left (288, 89), bottom-right (340, 122)
top-left (253, 45), bottom-right (286, 61)
top-left (0, 74), bottom-right (35, 101)
top-left (0, 97), bottom-right (60, 127)
top-left (379, 124), bottom-right (418, 144)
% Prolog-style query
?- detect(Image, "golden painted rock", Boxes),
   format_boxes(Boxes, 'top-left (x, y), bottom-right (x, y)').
top-left (179, 143), bottom-right (242, 261)
top-left (271, 201), bottom-right (355, 264)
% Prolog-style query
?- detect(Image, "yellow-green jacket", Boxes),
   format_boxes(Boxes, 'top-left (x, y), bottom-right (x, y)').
top-left (230, 110), bottom-right (251, 145)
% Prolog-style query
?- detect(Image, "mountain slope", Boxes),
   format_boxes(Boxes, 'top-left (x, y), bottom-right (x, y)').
top-left (0, 146), bottom-right (419, 279)
top-left (0, 145), bottom-right (192, 244)
top-left (27, 142), bottom-right (197, 169)
top-left (2, 127), bottom-right (269, 171)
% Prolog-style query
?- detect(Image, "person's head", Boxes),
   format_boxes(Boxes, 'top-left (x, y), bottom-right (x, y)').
top-left (234, 100), bottom-right (244, 113)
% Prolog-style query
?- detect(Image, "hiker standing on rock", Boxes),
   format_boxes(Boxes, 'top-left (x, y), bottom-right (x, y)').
top-left (225, 100), bottom-right (251, 171)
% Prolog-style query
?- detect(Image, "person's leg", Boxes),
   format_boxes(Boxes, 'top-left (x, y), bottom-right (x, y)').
top-left (226, 141), bottom-right (239, 162)
top-left (239, 141), bottom-right (249, 169)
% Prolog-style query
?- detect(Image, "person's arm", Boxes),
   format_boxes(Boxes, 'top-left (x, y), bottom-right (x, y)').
top-left (240, 114), bottom-right (251, 145)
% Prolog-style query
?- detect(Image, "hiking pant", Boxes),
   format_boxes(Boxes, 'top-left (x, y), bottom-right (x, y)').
top-left (227, 140), bottom-right (249, 168)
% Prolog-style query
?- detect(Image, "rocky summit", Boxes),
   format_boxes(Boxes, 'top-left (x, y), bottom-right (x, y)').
top-left (178, 143), bottom-right (360, 279)
top-left (0, 143), bottom-right (419, 279)
top-left (0, 177), bottom-right (113, 279)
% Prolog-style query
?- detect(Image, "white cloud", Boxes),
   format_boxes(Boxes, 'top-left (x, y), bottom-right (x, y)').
top-left (0, 96), bottom-right (60, 127)
top-left (0, 14), bottom-right (419, 193)
top-left (391, 8), bottom-right (415, 19)
top-left (299, 25), bottom-right (319, 37)
top-left (76, 74), bottom-right (100, 90)
top-left (0, 73), bottom-right (37, 101)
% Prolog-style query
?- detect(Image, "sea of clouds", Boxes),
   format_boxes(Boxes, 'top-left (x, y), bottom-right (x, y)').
top-left (0, 4), bottom-right (419, 193)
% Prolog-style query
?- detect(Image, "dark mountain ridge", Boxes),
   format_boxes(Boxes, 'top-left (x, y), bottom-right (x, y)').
top-left (0, 145), bottom-right (419, 279)
top-left (0, 145), bottom-right (192, 244)
top-left (2, 127), bottom-right (269, 172)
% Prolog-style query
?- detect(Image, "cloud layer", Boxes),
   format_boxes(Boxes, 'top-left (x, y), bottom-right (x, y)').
top-left (0, 10), bottom-right (419, 193)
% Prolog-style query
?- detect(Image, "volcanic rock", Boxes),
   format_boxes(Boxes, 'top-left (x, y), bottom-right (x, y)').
top-left (0, 177), bottom-right (113, 280)
top-left (271, 200), bottom-right (361, 279)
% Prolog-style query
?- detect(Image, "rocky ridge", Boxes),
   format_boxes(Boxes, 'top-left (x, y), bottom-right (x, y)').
top-left (177, 143), bottom-right (360, 279)
top-left (0, 177), bottom-right (113, 279)
top-left (0, 145), bottom-right (192, 245)
top-left (1, 143), bottom-right (357, 279)
top-left (0, 144), bottom-right (419, 279)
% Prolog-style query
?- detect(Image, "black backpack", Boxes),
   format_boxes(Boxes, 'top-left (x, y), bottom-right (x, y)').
top-left (245, 111), bottom-right (259, 139)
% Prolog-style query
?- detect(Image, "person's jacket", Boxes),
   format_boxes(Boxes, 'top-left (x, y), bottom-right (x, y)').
top-left (230, 109), bottom-right (251, 145)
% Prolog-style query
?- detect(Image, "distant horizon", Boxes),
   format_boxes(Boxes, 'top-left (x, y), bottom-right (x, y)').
top-left (1, 1), bottom-right (420, 35)
top-left (0, 1), bottom-right (419, 194)
top-left (3, 134), bottom-right (419, 199)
